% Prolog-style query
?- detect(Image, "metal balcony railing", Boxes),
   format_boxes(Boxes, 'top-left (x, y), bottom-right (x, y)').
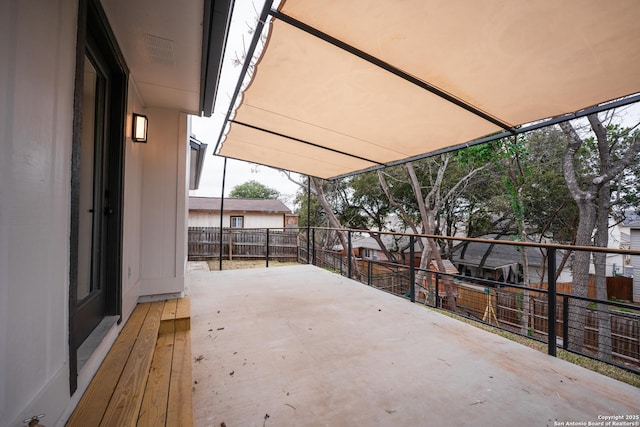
top-left (189, 225), bottom-right (640, 374)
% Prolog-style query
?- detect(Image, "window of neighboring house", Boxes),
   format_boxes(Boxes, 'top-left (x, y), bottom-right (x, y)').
top-left (363, 249), bottom-right (378, 260)
top-left (230, 216), bottom-right (244, 228)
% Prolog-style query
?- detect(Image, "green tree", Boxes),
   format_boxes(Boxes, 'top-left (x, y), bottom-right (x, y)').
top-left (559, 112), bottom-right (640, 358)
top-left (229, 180), bottom-right (279, 199)
top-left (293, 178), bottom-right (325, 228)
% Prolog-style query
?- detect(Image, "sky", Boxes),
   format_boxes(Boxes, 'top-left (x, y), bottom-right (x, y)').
top-left (188, 0), bottom-right (300, 207)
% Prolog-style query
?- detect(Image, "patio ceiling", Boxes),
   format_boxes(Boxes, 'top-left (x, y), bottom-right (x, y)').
top-left (102, 0), bottom-right (233, 116)
top-left (215, 0), bottom-right (640, 179)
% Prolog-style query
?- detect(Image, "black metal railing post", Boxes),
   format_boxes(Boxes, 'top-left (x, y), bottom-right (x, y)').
top-left (219, 158), bottom-right (228, 271)
top-left (306, 177), bottom-right (311, 264)
top-left (409, 235), bottom-right (416, 302)
top-left (367, 260), bottom-right (372, 286)
top-left (265, 228), bottom-right (270, 268)
top-left (547, 247), bottom-right (557, 357)
top-left (347, 230), bottom-right (352, 279)
top-left (562, 295), bottom-right (569, 350)
top-left (435, 273), bottom-right (439, 308)
top-left (312, 228), bottom-right (316, 266)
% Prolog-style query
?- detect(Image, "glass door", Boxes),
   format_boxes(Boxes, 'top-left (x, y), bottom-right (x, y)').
top-left (70, 0), bottom-right (126, 394)
top-left (74, 48), bottom-right (109, 346)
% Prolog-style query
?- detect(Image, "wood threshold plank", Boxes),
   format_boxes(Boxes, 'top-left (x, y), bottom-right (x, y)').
top-left (166, 330), bottom-right (193, 427)
top-left (159, 299), bottom-right (178, 335)
top-left (99, 301), bottom-right (164, 427)
top-left (175, 297), bottom-right (191, 332)
top-left (161, 299), bottom-right (178, 321)
top-left (137, 331), bottom-right (175, 426)
top-left (67, 303), bottom-right (151, 427)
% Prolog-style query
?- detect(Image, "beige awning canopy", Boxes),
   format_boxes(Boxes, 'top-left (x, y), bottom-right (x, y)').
top-left (215, 0), bottom-right (640, 179)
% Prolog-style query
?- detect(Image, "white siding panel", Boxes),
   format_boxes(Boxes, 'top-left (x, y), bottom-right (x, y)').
top-left (139, 107), bottom-right (187, 296)
top-left (121, 76), bottom-right (145, 317)
top-left (0, 0), bottom-right (77, 424)
top-left (244, 213), bottom-right (285, 228)
top-left (188, 212), bottom-right (285, 229)
top-left (189, 211), bottom-right (221, 227)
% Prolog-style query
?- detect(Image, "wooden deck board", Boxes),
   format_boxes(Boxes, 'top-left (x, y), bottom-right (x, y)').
top-left (167, 330), bottom-right (193, 426)
top-left (67, 298), bottom-right (192, 427)
top-left (100, 301), bottom-right (164, 426)
top-left (161, 299), bottom-right (178, 321)
top-left (159, 299), bottom-right (178, 335)
top-left (175, 296), bottom-right (191, 332)
top-left (137, 332), bottom-right (174, 426)
top-left (67, 303), bottom-right (151, 427)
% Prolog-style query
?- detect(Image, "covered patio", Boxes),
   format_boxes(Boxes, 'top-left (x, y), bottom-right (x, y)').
top-left (6, 1), bottom-right (640, 425)
top-left (189, 264), bottom-right (639, 426)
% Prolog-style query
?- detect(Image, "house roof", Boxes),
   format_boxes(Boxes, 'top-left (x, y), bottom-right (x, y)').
top-left (622, 211), bottom-right (640, 226)
top-left (343, 234), bottom-right (423, 252)
top-left (450, 234), bottom-right (564, 270)
top-left (189, 197), bottom-right (292, 214)
top-left (214, 0), bottom-right (640, 179)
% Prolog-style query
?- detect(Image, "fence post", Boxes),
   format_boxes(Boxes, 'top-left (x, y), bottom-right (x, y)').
top-left (547, 247), bottom-right (557, 357)
top-left (409, 235), bottom-right (416, 303)
top-left (435, 273), bottom-right (439, 308)
top-left (367, 260), bottom-right (372, 286)
top-left (347, 230), bottom-right (352, 279)
top-left (265, 228), bottom-right (270, 268)
top-left (562, 295), bottom-right (569, 350)
top-left (312, 228), bottom-right (316, 266)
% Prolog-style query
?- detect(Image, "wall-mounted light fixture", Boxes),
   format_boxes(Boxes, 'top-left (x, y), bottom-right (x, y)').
top-left (132, 113), bottom-right (148, 143)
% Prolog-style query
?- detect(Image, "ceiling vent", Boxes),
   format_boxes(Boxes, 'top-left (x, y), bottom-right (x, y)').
top-left (143, 33), bottom-right (175, 66)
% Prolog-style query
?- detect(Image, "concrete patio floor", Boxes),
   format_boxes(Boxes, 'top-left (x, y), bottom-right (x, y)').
top-left (189, 264), bottom-right (640, 427)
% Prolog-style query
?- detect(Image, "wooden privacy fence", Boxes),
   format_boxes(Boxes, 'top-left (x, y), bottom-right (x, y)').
top-left (188, 227), bottom-right (298, 261)
top-left (299, 235), bottom-right (346, 272)
top-left (535, 276), bottom-right (632, 301)
top-left (607, 276), bottom-right (634, 301)
top-left (315, 249), bottom-right (345, 272)
top-left (357, 260), bottom-right (411, 296)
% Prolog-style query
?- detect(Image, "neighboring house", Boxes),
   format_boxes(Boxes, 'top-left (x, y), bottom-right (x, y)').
top-left (339, 234), bottom-right (424, 265)
top-left (608, 211), bottom-right (640, 277)
top-left (450, 235), bottom-right (572, 285)
top-left (189, 197), bottom-right (297, 229)
top-left (344, 233), bottom-right (562, 285)
top-left (1, 1), bottom-right (233, 425)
